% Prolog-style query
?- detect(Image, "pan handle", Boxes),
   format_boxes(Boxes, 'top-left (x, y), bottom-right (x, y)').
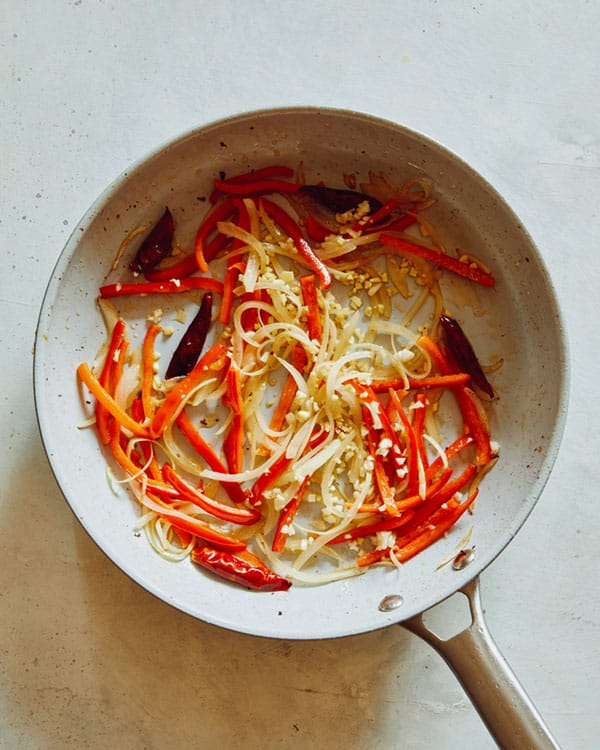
top-left (401, 577), bottom-right (560, 750)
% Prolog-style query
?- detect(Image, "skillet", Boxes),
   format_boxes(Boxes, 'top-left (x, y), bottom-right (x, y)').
top-left (34, 108), bottom-right (568, 748)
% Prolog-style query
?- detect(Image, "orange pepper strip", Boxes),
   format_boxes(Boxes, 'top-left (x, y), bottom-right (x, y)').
top-left (271, 475), bottom-right (311, 553)
top-left (77, 362), bottom-right (149, 439)
top-left (130, 397), bottom-right (162, 482)
top-left (370, 373), bottom-right (470, 393)
top-left (141, 323), bottom-right (161, 420)
top-left (95, 318), bottom-right (126, 444)
top-left (193, 198), bottom-right (236, 272)
top-left (149, 342), bottom-right (229, 439)
top-left (360, 404), bottom-right (396, 510)
top-left (108, 427), bottom-right (178, 499)
top-left (175, 411), bottom-right (248, 504)
top-left (269, 343), bottom-right (308, 433)
top-left (299, 274), bottom-right (322, 342)
top-left (379, 234), bottom-right (495, 288)
top-left (144, 493), bottom-right (247, 553)
top-left (222, 367), bottom-right (244, 475)
top-left (357, 486), bottom-right (478, 568)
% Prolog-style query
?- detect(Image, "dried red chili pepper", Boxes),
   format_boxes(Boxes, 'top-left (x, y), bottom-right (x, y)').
top-left (191, 547), bottom-right (291, 591)
top-left (129, 207), bottom-right (174, 273)
top-left (165, 292), bottom-right (213, 378)
top-left (299, 185), bottom-right (382, 213)
top-left (439, 314), bottom-right (495, 399)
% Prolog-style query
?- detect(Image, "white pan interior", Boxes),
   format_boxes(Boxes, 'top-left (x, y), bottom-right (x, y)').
top-left (34, 108), bottom-right (568, 639)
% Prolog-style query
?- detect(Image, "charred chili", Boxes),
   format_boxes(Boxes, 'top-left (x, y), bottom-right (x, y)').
top-left (165, 292), bottom-right (213, 378)
top-left (191, 547), bottom-right (292, 591)
top-left (299, 184), bottom-right (382, 214)
top-left (439, 314), bottom-right (495, 399)
top-left (129, 207), bottom-right (174, 273)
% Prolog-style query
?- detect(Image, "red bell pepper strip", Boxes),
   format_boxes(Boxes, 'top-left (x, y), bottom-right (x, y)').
top-left (350, 381), bottom-right (407, 483)
top-left (221, 165), bottom-right (295, 185)
top-left (210, 165), bottom-right (295, 202)
top-left (95, 318), bottom-right (126, 445)
top-left (260, 198), bottom-right (332, 289)
top-left (393, 488), bottom-right (478, 564)
top-left (213, 177), bottom-right (302, 197)
top-left (191, 546), bottom-right (291, 591)
top-left (387, 388), bottom-right (421, 494)
top-left (305, 214), bottom-right (331, 242)
top-left (129, 207), bottom-right (174, 273)
top-left (240, 288), bottom-right (270, 332)
top-left (99, 276), bottom-right (224, 298)
top-left (379, 214), bottom-right (418, 233)
top-left (411, 392), bottom-right (429, 470)
top-left (351, 198), bottom-right (398, 232)
top-left (329, 511), bottom-right (416, 546)
top-left (145, 233), bottom-right (230, 282)
top-left (271, 475), bottom-right (311, 553)
top-left (218, 198), bottom-right (249, 325)
top-left (356, 477), bottom-right (478, 568)
top-left (175, 411), bottom-right (249, 504)
top-left (370, 372), bottom-right (470, 393)
top-left (399, 463), bottom-right (478, 538)
top-left (161, 464), bottom-right (260, 526)
top-left (379, 233), bottom-right (496, 288)
top-left (300, 274), bottom-right (322, 342)
top-left (249, 452), bottom-right (293, 507)
top-left (193, 198), bottom-right (236, 272)
top-left (149, 342), bottom-right (229, 439)
top-left (145, 252), bottom-right (198, 282)
top-left (360, 404), bottom-right (396, 509)
top-left (165, 292), bottom-right (213, 379)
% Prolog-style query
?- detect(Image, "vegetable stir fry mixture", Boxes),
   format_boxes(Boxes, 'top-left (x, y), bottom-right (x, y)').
top-left (77, 165), bottom-right (499, 591)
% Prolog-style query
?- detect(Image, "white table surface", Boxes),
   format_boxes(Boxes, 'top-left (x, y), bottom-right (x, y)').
top-left (2, 2), bottom-right (598, 748)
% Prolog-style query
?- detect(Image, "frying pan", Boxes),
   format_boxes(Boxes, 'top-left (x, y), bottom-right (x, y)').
top-left (34, 108), bottom-right (569, 749)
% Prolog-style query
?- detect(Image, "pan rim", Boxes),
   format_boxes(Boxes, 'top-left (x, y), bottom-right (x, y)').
top-left (33, 106), bottom-right (570, 639)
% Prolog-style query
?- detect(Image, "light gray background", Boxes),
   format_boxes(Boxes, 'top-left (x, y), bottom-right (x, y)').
top-left (2, 2), bottom-right (598, 748)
